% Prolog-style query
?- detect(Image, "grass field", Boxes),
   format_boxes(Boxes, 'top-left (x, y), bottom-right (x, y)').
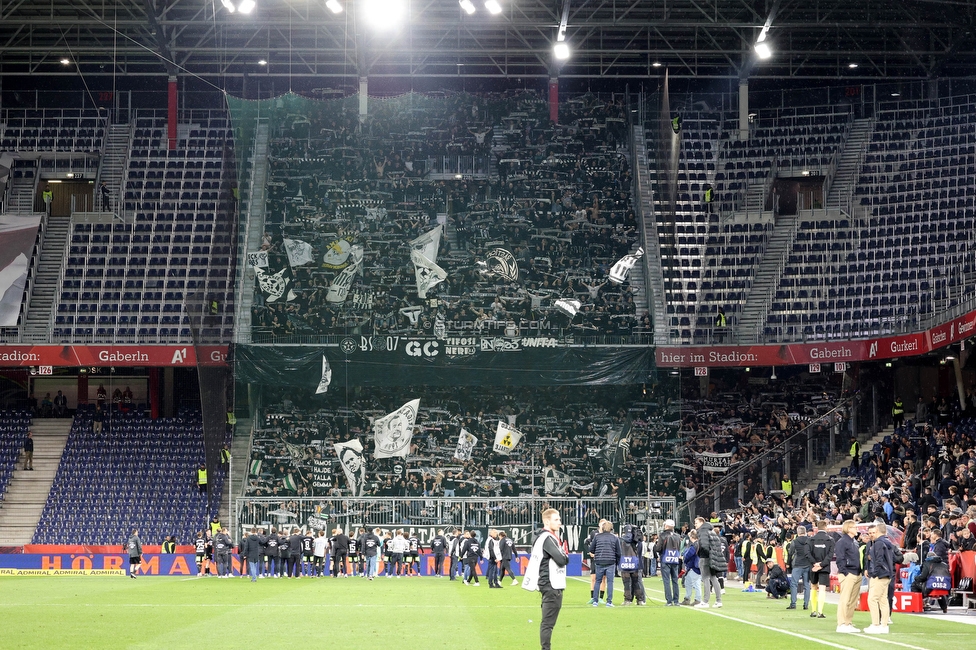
top-left (1, 574), bottom-right (972, 650)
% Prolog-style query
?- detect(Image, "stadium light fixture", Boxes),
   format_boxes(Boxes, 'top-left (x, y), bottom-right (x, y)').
top-left (257, 59), bottom-right (268, 66)
top-left (848, 62), bottom-right (859, 69)
top-left (221, 0), bottom-right (255, 13)
top-left (891, 92), bottom-right (900, 97)
top-left (326, 0), bottom-right (343, 13)
top-left (459, 0), bottom-right (476, 14)
top-left (553, 42), bottom-right (570, 60)
top-left (755, 41), bottom-right (772, 60)
top-left (652, 62), bottom-right (662, 68)
top-left (484, 0), bottom-right (502, 14)
top-left (363, 0), bottom-right (407, 30)
top-left (60, 57), bottom-right (71, 65)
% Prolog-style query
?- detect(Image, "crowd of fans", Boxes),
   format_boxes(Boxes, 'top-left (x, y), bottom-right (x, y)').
top-left (250, 91), bottom-right (644, 341)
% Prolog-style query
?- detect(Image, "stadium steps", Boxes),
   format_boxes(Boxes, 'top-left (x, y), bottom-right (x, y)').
top-left (21, 213), bottom-right (72, 342)
top-left (233, 121), bottom-right (269, 345)
top-left (0, 418), bottom-right (72, 545)
top-left (6, 164), bottom-right (38, 212)
top-left (222, 417), bottom-right (252, 534)
top-left (796, 422), bottom-right (897, 494)
top-left (825, 118), bottom-right (873, 211)
top-left (95, 123), bottom-right (132, 215)
top-left (736, 211), bottom-right (802, 342)
top-left (633, 126), bottom-right (667, 344)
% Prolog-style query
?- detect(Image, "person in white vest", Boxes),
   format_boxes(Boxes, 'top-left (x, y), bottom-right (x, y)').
top-left (522, 508), bottom-right (569, 650)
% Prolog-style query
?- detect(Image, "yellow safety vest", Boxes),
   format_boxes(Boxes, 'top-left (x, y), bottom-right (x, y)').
top-left (782, 480), bottom-right (793, 495)
top-left (850, 441), bottom-right (859, 458)
top-left (892, 401), bottom-right (904, 416)
top-left (198, 468), bottom-right (208, 485)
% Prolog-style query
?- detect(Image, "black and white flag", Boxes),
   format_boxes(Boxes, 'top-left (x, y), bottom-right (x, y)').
top-left (255, 266), bottom-right (296, 303)
top-left (493, 421), bottom-right (523, 455)
top-left (409, 227), bottom-right (447, 298)
top-left (247, 251), bottom-right (269, 268)
top-left (479, 248), bottom-right (519, 282)
top-left (333, 439), bottom-right (366, 496)
top-left (315, 354), bottom-right (332, 394)
top-left (326, 245), bottom-right (364, 303)
top-left (372, 398), bottom-right (420, 459)
top-left (608, 247), bottom-right (644, 285)
top-left (543, 467), bottom-right (573, 495)
top-left (695, 451), bottom-right (735, 473)
top-left (284, 238), bottom-right (315, 267)
top-left (453, 428), bottom-right (478, 461)
top-left (554, 298), bottom-right (581, 319)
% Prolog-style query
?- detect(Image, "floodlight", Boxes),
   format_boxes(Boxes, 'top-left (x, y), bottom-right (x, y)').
top-left (221, 0), bottom-right (235, 12)
top-left (848, 62), bottom-right (858, 69)
top-left (60, 57), bottom-right (71, 65)
top-left (652, 62), bottom-right (662, 68)
top-left (459, 0), bottom-right (476, 14)
top-left (257, 59), bottom-right (268, 66)
top-left (326, 0), bottom-right (343, 13)
top-left (553, 42), bottom-right (570, 60)
top-left (238, 0), bottom-right (255, 13)
top-left (363, 0), bottom-right (407, 30)
top-left (484, 0), bottom-right (502, 14)
top-left (755, 41), bottom-right (772, 60)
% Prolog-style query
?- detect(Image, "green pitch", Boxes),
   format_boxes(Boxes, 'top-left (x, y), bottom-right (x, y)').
top-left (1, 575), bottom-right (972, 649)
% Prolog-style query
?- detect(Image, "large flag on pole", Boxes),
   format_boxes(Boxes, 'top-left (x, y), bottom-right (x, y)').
top-left (608, 247), bottom-right (644, 285)
top-left (315, 354), bottom-right (332, 394)
top-left (543, 467), bottom-right (573, 495)
top-left (409, 226), bottom-right (447, 298)
top-left (453, 428), bottom-right (478, 461)
top-left (493, 421), bottom-right (523, 455)
top-left (372, 399), bottom-right (420, 459)
top-left (333, 439), bottom-right (366, 496)
top-left (283, 238), bottom-right (315, 267)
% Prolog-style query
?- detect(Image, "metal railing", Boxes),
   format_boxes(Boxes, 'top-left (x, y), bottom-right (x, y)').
top-left (234, 496), bottom-right (677, 551)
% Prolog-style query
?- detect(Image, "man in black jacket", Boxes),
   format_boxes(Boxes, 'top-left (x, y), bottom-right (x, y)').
top-left (912, 552), bottom-right (952, 613)
top-left (787, 525), bottom-right (814, 610)
top-left (654, 519), bottom-right (682, 606)
top-left (362, 528), bottom-right (381, 580)
top-left (499, 531), bottom-right (519, 586)
top-left (264, 528), bottom-right (280, 577)
top-left (214, 527), bottom-right (233, 577)
top-left (764, 559), bottom-right (789, 599)
top-left (331, 527), bottom-right (350, 577)
top-left (834, 520), bottom-right (862, 633)
top-left (809, 521), bottom-right (835, 619)
top-left (865, 522), bottom-right (895, 634)
top-left (430, 529), bottom-right (448, 577)
top-left (460, 531), bottom-right (482, 586)
top-left (288, 528), bottom-right (304, 578)
top-left (589, 521), bottom-right (621, 607)
top-left (245, 527), bottom-right (266, 581)
top-left (694, 517), bottom-right (724, 609)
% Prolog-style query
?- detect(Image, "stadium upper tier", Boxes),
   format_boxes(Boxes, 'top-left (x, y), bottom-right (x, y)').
top-left (248, 92), bottom-right (642, 343)
top-left (654, 94), bottom-right (976, 345)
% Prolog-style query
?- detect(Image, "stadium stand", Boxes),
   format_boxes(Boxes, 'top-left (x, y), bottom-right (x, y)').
top-left (0, 410), bottom-right (30, 505)
top-left (32, 407), bottom-right (224, 544)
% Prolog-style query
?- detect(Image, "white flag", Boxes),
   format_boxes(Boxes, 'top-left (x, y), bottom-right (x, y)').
top-left (608, 247), bottom-right (644, 285)
top-left (453, 428), bottom-right (478, 461)
top-left (410, 249), bottom-right (448, 298)
top-left (373, 399), bottom-right (420, 459)
top-left (493, 421), bottom-right (523, 455)
top-left (482, 248), bottom-right (519, 282)
top-left (326, 245), bottom-right (364, 303)
top-left (544, 467), bottom-right (573, 495)
top-left (554, 298), bottom-right (581, 318)
top-left (409, 225), bottom-right (442, 262)
top-left (284, 238), bottom-right (315, 267)
top-left (333, 439), bottom-right (366, 496)
top-left (315, 354), bottom-right (332, 394)
top-left (247, 251), bottom-right (269, 268)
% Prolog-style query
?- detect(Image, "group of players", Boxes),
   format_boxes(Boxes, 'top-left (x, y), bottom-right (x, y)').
top-left (189, 525), bottom-right (522, 584)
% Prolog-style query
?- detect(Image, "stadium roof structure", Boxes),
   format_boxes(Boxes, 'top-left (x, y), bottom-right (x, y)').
top-left (2, 0), bottom-right (975, 84)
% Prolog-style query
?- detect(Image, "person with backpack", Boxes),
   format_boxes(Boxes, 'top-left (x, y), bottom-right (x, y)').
top-left (694, 517), bottom-right (724, 608)
top-left (619, 523), bottom-right (645, 606)
top-left (654, 518), bottom-right (682, 606)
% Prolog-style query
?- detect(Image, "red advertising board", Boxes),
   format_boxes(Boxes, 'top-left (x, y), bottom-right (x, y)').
top-left (656, 308), bottom-right (975, 368)
top-left (0, 345), bottom-right (228, 368)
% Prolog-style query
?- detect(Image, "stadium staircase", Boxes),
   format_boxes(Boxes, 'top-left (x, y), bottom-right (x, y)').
top-left (0, 418), bottom-right (72, 545)
top-left (95, 123), bottom-right (132, 215)
top-left (222, 417), bottom-right (251, 533)
top-left (21, 213), bottom-right (71, 342)
top-left (736, 211), bottom-right (802, 342)
top-left (825, 118), bottom-right (874, 211)
top-left (797, 422), bottom-right (897, 494)
top-left (6, 164), bottom-right (38, 213)
top-left (233, 121), bottom-right (269, 344)
top-left (632, 126), bottom-right (668, 344)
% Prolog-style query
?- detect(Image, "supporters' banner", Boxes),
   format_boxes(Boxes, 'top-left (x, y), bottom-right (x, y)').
top-left (310, 458), bottom-right (333, 493)
top-left (410, 249), bottom-right (448, 299)
top-left (333, 439), bottom-right (366, 496)
top-left (255, 266), bottom-right (296, 303)
top-left (493, 421), bottom-right (523, 455)
top-left (695, 451), bottom-right (734, 473)
top-left (608, 247), bottom-right (644, 285)
top-left (606, 417), bottom-right (633, 475)
top-left (453, 428), bottom-right (478, 461)
top-left (409, 225), bottom-right (442, 263)
top-left (249, 459), bottom-right (262, 475)
top-left (0, 214), bottom-right (42, 327)
top-left (481, 248), bottom-right (519, 282)
top-left (372, 398), bottom-right (420, 459)
top-left (544, 467), bottom-right (573, 495)
top-left (315, 354), bottom-right (332, 394)
top-left (282, 474), bottom-right (298, 491)
top-left (246, 251), bottom-right (269, 268)
top-left (322, 238), bottom-right (356, 269)
top-left (554, 298), bottom-right (581, 319)
top-left (284, 238), bottom-right (315, 267)
top-left (326, 245), bottom-right (364, 303)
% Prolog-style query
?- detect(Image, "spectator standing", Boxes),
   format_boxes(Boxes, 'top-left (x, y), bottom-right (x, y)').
top-left (430, 529), bottom-right (448, 577)
top-left (522, 508), bottom-right (568, 650)
top-left (53, 390), bottom-right (67, 418)
top-left (588, 520), bottom-right (621, 607)
top-left (680, 530), bottom-right (702, 605)
top-left (197, 464), bottom-right (208, 495)
top-left (498, 531), bottom-right (519, 585)
top-left (127, 529), bottom-right (142, 579)
top-left (331, 527), bottom-right (350, 577)
top-left (654, 518), bottom-right (682, 606)
top-left (460, 531), bottom-right (482, 585)
top-left (787, 525), bottom-right (813, 610)
top-left (362, 528), bottom-right (381, 580)
top-left (22, 431), bottom-right (33, 470)
top-left (99, 181), bottom-right (111, 211)
top-left (245, 528), bottom-right (266, 582)
top-left (694, 517), bottom-right (724, 608)
top-left (865, 522), bottom-right (895, 634)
